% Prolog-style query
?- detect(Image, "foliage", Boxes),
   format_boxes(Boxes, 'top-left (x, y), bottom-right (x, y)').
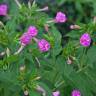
top-left (0, 0), bottom-right (96, 96)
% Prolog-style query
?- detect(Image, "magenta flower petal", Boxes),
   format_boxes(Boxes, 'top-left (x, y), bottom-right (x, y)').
top-left (52, 91), bottom-right (60, 96)
top-left (0, 4), bottom-right (7, 16)
top-left (27, 26), bottom-right (38, 37)
top-left (38, 39), bottom-right (50, 52)
top-left (20, 32), bottom-right (31, 45)
top-left (72, 90), bottom-right (81, 96)
top-left (80, 33), bottom-right (91, 47)
top-left (55, 12), bottom-right (67, 23)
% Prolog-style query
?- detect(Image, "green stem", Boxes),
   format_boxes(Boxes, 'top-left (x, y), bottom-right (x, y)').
top-left (80, 47), bottom-right (87, 68)
top-left (77, 65), bottom-right (88, 73)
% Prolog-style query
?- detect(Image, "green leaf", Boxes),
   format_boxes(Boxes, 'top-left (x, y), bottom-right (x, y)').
top-left (51, 26), bottom-right (62, 57)
top-left (29, 90), bottom-right (41, 96)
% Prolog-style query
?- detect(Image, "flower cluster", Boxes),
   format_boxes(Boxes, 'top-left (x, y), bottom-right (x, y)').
top-left (20, 26), bottom-right (50, 52)
top-left (20, 26), bottom-right (38, 46)
top-left (20, 11), bottom-right (67, 52)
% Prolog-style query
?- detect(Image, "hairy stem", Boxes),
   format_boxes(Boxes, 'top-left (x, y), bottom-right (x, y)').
top-left (14, 45), bottom-right (25, 55)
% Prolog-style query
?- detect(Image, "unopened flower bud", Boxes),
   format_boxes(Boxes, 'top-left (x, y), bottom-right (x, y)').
top-left (6, 48), bottom-right (10, 57)
top-left (93, 16), bottom-right (96, 24)
top-left (24, 90), bottom-right (29, 96)
top-left (34, 76), bottom-right (41, 80)
top-left (20, 65), bottom-right (25, 71)
top-left (0, 51), bottom-right (5, 58)
top-left (70, 25), bottom-right (80, 29)
top-left (44, 24), bottom-right (49, 32)
top-left (36, 85), bottom-right (46, 96)
top-left (67, 57), bottom-right (72, 64)
top-left (0, 21), bottom-right (4, 27)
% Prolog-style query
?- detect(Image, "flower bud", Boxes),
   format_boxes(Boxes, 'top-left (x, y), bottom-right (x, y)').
top-left (24, 90), bottom-right (29, 96)
top-left (20, 65), bottom-right (25, 72)
top-left (36, 85), bottom-right (46, 96)
top-left (70, 25), bottom-right (80, 29)
top-left (93, 16), bottom-right (96, 24)
top-left (67, 57), bottom-right (72, 64)
top-left (44, 24), bottom-right (49, 32)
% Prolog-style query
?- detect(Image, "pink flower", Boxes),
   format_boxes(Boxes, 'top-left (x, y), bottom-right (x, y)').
top-left (38, 39), bottom-right (50, 52)
top-left (20, 32), bottom-right (31, 45)
top-left (52, 91), bottom-right (60, 96)
top-left (0, 4), bottom-right (7, 16)
top-left (27, 26), bottom-right (38, 37)
top-left (71, 90), bottom-right (81, 96)
top-left (80, 33), bottom-right (91, 47)
top-left (55, 12), bottom-right (67, 23)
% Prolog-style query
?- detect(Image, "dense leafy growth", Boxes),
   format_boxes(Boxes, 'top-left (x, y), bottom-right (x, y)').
top-left (0, 0), bottom-right (96, 96)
